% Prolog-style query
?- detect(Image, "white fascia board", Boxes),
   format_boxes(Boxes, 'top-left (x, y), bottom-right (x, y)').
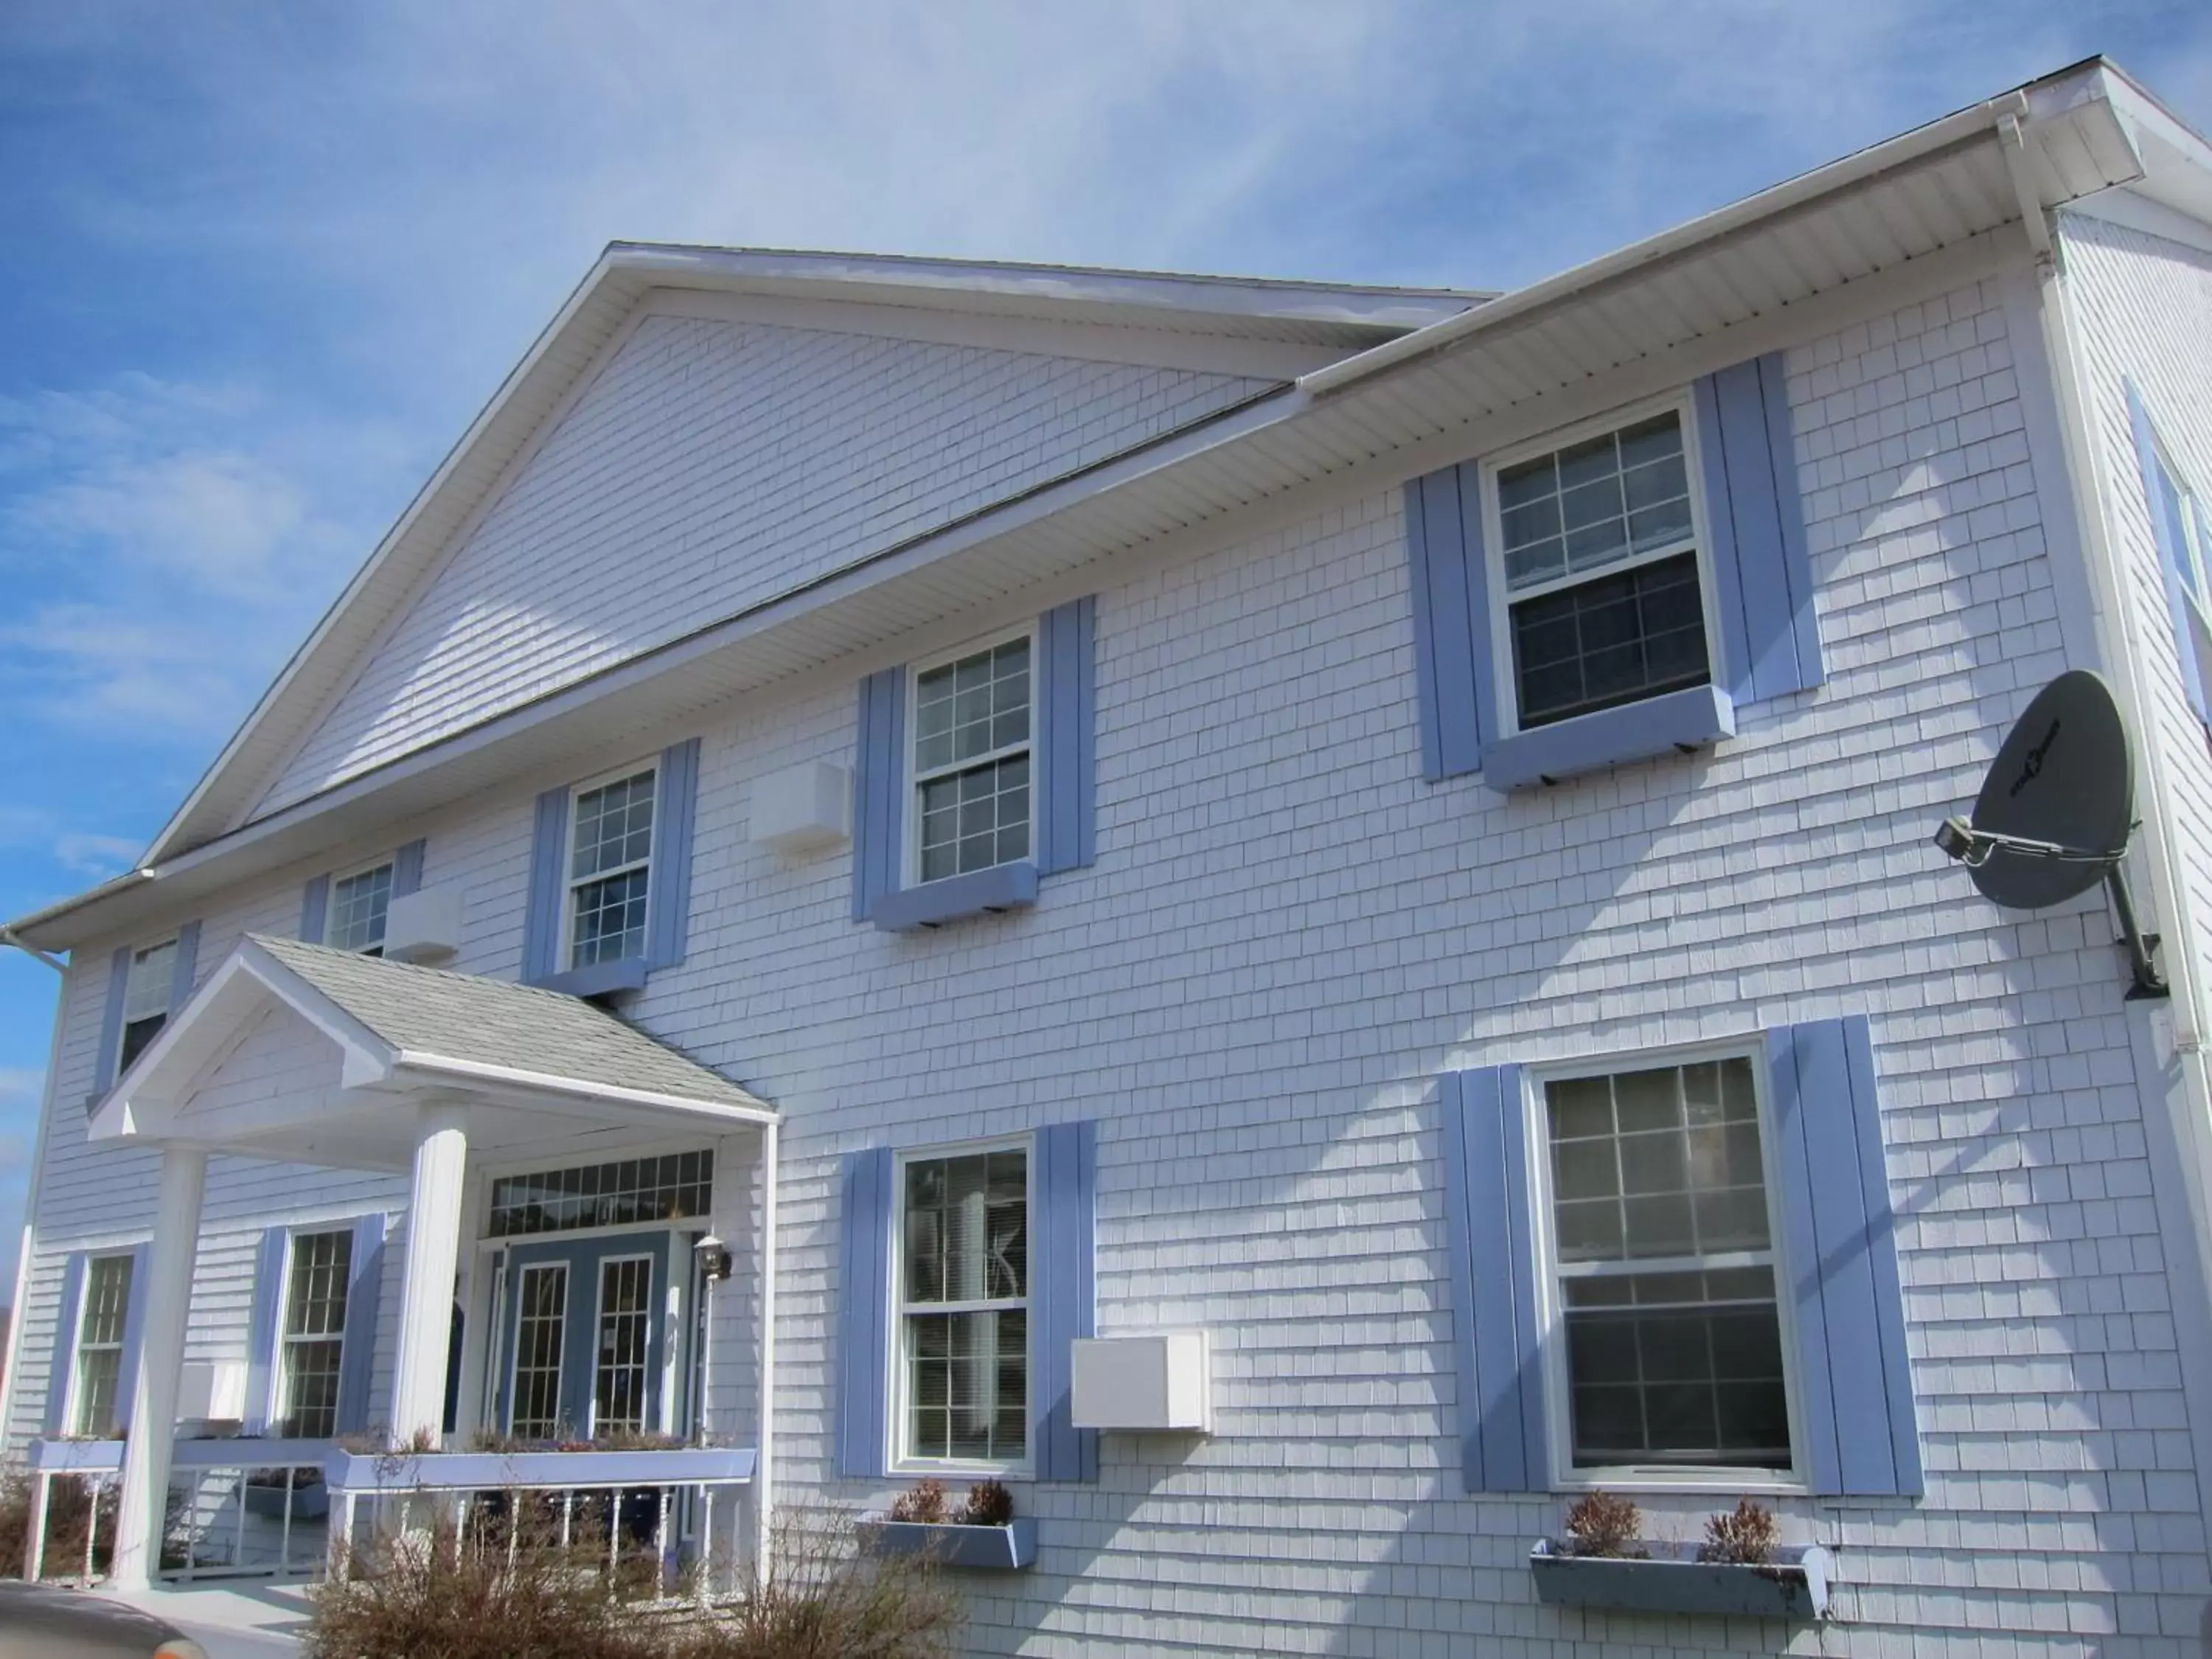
top-left (386, 1052), bottom-right (780, 1127)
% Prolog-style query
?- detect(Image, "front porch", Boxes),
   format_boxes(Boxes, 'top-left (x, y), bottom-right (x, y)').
top-left (58, 935), bottom-right (782, 1595)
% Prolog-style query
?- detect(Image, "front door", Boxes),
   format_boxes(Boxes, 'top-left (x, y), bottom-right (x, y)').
top-left (497, 1234), bottom-right (672, 1440)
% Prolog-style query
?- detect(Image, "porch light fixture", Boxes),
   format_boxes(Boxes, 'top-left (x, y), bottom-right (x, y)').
top-left (695, 1234), bottom-right (732, 1281)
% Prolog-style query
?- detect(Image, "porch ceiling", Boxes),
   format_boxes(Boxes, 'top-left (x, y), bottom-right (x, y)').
top-left (91, 935), bottom-right (776, 1172)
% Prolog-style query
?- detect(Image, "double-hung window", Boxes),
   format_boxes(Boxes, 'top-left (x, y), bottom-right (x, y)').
top-left (909, 634), bottom-right (1032, 886)
top-left (71, 1253), bottom-right (135, 1436)
top-left (276, 1229), bottom-right (352, 1439)
top-left (116, 939), bottom-right (178, 1075)
top-left (1488, 400), bottom-right (1714, 733)
top-left (327, 861), bottom-right (395, 956)
top-left (894, 1143), bottom-right (1029, 1470)
top-left (2134, 406), bottom-right (2212, 723)
top-left (1532, 1051), bottom-right (1795, 1484)
top-left (565, 765), bottom-right (656, 970)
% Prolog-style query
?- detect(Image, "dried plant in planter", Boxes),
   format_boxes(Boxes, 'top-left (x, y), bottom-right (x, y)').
top-left (958, 1479), bottom-right (1014, 1527)
top-left (1697, 1498), bottom-right (1779, 1565)
top-left (1562, 1489), bottom-right (1644, 1559)
top-left (890, 1478), bottom-right (950, 1524)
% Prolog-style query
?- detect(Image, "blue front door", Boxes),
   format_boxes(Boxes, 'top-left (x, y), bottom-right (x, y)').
top-left (498, 1234), bottom-right (669, 1439)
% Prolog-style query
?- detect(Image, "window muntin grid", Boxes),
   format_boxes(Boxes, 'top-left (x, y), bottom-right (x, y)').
top-left (911, 638), bottom-right (1031, 884)
top-left (488, 1152), bottom-right (712, 1238)
top-left (509, 1262), bottom-right (568, 1439)
top-left (566, 767), bottom-right (655, 968)
top-left (117, 939), bottom-right (177, 1075)
top-left (329, 863), bottom-right (394, 956)
top-left (1491, 405), bottom-right (1713, 730)
top-left (1540, 1056), bottom-right (1794, 1475)
top-left (591, 1256), bottom-right (655, 1436)
top-left (897, 1146), bottom-right (1028, 1467)
top-left (278, 1230), bottom-right (352, 1439)
top-left (72, 1254), bottom-right (134, 1436)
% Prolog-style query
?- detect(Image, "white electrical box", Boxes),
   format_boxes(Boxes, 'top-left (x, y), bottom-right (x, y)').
top-left (175, 1360), bottom-right (246, 1438)
top-left (384, 883), bottom-right (464, 964)
top-left (750, 761), bottom-right (852, 855)
top-left (1071, 1331), bottom-right (1211, 1433)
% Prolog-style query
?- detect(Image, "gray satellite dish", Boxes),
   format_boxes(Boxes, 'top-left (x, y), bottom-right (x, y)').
top-left (1933, 669), bottom-right (2166, 998)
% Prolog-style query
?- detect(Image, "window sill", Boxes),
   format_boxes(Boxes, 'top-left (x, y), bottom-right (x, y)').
top-left (870, 861), bottom-right (1040, 932)
top-left (1484, 683), bottom-right (1736, 791)
top-left (530, 957), bottom-right (650, 998)
top-left (1553, 1469), bottom-right (1807, 1498)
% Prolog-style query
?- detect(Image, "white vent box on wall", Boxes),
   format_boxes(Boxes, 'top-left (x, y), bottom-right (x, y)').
top-left (384, 883), bottom-right (464, 964)
top-left (1071, 1331), bottom-right (1211, 1433)
top-left (176, 1360), bottom-right (246, 1437)
top-left (750, 760), bottom-right (852, 855)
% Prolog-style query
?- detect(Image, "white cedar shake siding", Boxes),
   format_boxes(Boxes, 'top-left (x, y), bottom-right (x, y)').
top-left (256, 319), bottom-right (1276, 813)
top-left (15, 259), bottom-right (2212, 1654)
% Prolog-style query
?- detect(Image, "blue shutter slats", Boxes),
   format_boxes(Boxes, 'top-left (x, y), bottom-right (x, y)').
top-left (44, 1253), bottom-right (87, 1435)
top-left (170, 921), bottom-right (201, 1016)
top-left (522, 787), bottom-right (571, 985)
top-left (392, 838), bottom-right (427, 899)
top-left (336, 1214), bottom-right (387, 1434)
top-left (1037, 599), bottom-right (1097, 875)
top-left (244, 1226), bottom-right (288, 1435)
top-left (92, 948), bottom-right (131, 1100)
top-left (1694, 354), bottom-right (1822, 705)
top-left (1439, 1065), bottom-right (1547, 1492)
top-left (114, 1242), bottom-right (151, 1432)
top-left (647, 738), bottom-right (701, 969)
top-left (299, 875), bottom-right (330, 945)
top-left (1767, 1015), bottom-right (1921, 1497)
top-left (850, 669), bottom-right (907, 923)
top-left (835, 1147), bottom-right (894, 1478)
top-left (1403, 465), bottom-right (1492, 781)
top-left (1033, 1119), bottom-right (1099, 1483)
top-left (2127, 383), bottom-right (2212, 723)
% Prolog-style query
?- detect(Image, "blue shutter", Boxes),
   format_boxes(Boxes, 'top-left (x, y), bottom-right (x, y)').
top-left (114, 1242), bottom-right (151, 1431)
top-left (43, 1253), bottom-right (87, 1435)
top-left (835, 1147), bottom-right (894, 1478)
top-left (1402, 465), bottom-right (1493, 781)
top-left (1032, 1120), bottom-right (1099, 1482)
top-left (647, 738), bottom-right (701, 969)
top-left (1439, 1065), bottom-right (1548, 1492)
top-left (91, 948), bottom-right (130, 1102)
top-left (1694, 354), bottom-right (1822, 704)
top-left (336, 1214), bottom-right (387, 1434)
top-left (1767, 1015), bottom-right (1921, 1497)
top-left (170, 921), bottom-right (201, 1017)
top-left (850, 669), bottom-right (907, 923)
top-left (299, 876), bottom-right (330, 945)
top-left (522, 787), bottom-right (571, 984)
top-left (1036, 599), bottom-right (1097, 874)
top-left (2127, 383), bottom-right (2211, 723)
top-left (244, 1227), bottom-right (289, 1435)
top-left (392, 838), bottom-right (427, 898)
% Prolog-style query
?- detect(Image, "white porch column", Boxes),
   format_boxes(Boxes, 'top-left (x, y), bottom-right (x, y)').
top-left (111, 1145), bottom-right (207, 1591)
top-left (389, 1100), bottom-right (468, 1444)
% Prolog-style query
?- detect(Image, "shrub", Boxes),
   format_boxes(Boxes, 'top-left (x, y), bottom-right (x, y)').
top-left (672, 1509), bottom-right (961, 1659)
top-left (888, 1478), bottom-right (947, 1524)
top-left (956, 1481), bottom-right (1012, 1528)
top-left (0, 1465), bottom-right (119, 1581)
top-left (1697, 1498), bottom-right (1779, 1565)
top-left (1561, 1489), bottom-right (1643, 1559)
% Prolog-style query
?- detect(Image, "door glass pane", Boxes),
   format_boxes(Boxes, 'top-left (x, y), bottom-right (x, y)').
top-left (593, 1256), bottom-right (655, 1437)
top-left (510, 1264), bottom-right (567, 1439)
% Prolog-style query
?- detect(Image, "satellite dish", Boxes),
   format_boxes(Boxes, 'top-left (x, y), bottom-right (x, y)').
top-left (1932, 669), bottom-right (2165, 998)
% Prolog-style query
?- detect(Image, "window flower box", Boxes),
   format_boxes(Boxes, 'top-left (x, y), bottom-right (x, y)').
top-left (1528, 1539), bottom-right (1833, 1620)
top-left (858, 1514), bottom-right (1036, 1571)
top-left (243, 1471), bottom-right (330, 1520)
top-left (26, 1437), bottom-right (124, 1475)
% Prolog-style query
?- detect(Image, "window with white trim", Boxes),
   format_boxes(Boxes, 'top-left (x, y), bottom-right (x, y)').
top-left (276, 1229), bottom-right (352, 1439)
top-left (328, 862), bottom-right (395, 956)
top-left (71, 1253), bottom-right (134, 1436)
top-left (117, 939), bottom-right (178, 1075)
top-left (565, 765), bottom-right (656, 969)
top-left (909, 635), bottom-right (1031, 885)
top-left (2146, 437), bottom-right (2212, 708)
top-left (895, 1143), bottom-right (1029, 1469)
top-left (1533, 1052), bottom-right (1796, 1482)
top-left (1487, 400), bottom-right (1714, 731)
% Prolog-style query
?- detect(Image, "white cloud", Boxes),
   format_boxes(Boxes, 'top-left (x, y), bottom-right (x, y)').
top-left (52, 832), bottom-right (143, 877)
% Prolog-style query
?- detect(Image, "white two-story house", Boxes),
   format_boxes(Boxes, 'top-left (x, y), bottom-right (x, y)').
top-left (9, 53), bottom-right (2212, 1656)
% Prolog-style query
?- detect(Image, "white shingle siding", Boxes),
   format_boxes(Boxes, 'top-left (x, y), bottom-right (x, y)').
top-left (13, 263), bottom-right (2212, 1653)
top-left (256, 316), bottom-right (1276, 815)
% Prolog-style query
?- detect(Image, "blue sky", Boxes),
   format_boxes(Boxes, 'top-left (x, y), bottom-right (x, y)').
top-left (1, 1), bottom-right (2208, 1301)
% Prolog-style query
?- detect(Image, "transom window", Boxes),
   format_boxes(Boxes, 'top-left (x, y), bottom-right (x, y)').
top-left (328, 863), bottom-right (394, 956)
top-left (897, 1145), bottom-right (1028, 1468)
top-left (1492, 404), bottom-right (1711, 730)
top-left (488, 1152), bottom-right (712, 1238)
top-left (277, 1230), bottom-right (352, 1439)
top-left (117, 939), bottom-right (178, 1075)
top-left (566, 767), bottom-right (656, 968)
top-left (1536, 1054), bottom-right (1794, 1479)
top-left (72, 1253), bottom-right (134, 1436)
top-left (911, 636), bottom-right (1031, 884)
